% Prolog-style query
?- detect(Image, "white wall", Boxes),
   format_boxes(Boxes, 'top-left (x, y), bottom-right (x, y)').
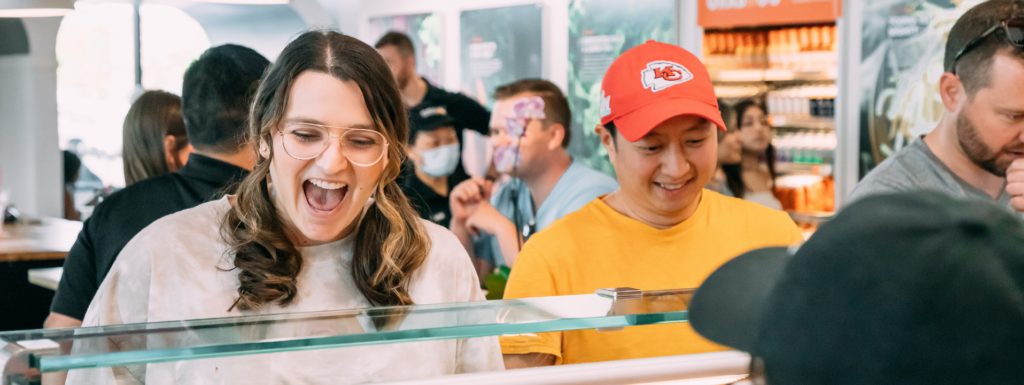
top-left (353, 0), bottom-right (573, 93)
top-left (338, 0), bottom-right (696, 94)
top-left (180, 4), bottom-right (310, 61)
top-left (0, 17), bottom-right (62, 219)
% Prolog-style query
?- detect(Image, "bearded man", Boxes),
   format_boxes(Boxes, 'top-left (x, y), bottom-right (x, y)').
top-left (851, 0), bottom-right (1024, 211)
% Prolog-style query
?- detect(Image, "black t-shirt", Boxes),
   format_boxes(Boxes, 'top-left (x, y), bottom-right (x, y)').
top-left (409, 78), bottom-right (491, 136)
top-left (50, 154), bottom-right (248, 320)
top-left (400, 166), bottom-right (465, 229)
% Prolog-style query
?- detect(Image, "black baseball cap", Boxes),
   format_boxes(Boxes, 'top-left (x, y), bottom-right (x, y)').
top-left (690, 192), bottom-right (1024, 384)
top-left (408, 103), bottom-right (457, 144)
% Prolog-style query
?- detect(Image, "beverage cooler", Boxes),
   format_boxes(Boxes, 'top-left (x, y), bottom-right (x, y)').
top-left (1, 288), bottom-right (750, 385)
top-left (698, 0), bottom-right (984, 232)
top-left (697, 0), bottom-right (844, 236)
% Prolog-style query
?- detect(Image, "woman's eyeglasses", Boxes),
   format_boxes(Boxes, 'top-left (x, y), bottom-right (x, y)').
top-left (278, 123), bottom-right (389, 166)
top-left (951, 17), bottom-right (1024, 75)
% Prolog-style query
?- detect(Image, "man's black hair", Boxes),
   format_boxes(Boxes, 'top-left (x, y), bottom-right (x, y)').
top-left (945, 0), bottom-right (1024, 96)
top-left (604, 121), bottom-right (618, 148)
top-left (374, 31), bottom-right (415, 57)
top-left (606, 120), bottom-right (618, 134)
top-left (182, 44), bottom-right (269, 154)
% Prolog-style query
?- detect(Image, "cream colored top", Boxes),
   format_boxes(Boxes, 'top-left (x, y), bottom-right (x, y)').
top-left (67, 197), bottom-right (503, 384)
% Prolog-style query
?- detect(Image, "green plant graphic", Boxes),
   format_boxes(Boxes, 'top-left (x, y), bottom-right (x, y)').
top-left (567, 0), bottom-right (676, 176)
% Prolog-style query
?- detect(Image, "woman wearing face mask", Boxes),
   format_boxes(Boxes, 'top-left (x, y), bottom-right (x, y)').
top-left (68, 31), bottom-right (503, 384)
top-left (722, 100), bottom-right (783, 210)
top-left (401, 104), bottom-right (463, 228)
top-left (706, 100), bottom-right (743, 196)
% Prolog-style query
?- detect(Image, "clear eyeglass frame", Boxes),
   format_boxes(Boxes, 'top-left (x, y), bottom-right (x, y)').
top-left (277, 123), bottom-right (390, 167)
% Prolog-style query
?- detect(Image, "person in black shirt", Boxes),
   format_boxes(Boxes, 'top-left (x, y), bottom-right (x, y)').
top-left (376, 32), bottom-right (491, 191)
top-left (401, 104), bottom-right (466, 228)
top-left (374, 32), bottom-right (491, 135)
top-left (45, 44), bottom-right (270, 329)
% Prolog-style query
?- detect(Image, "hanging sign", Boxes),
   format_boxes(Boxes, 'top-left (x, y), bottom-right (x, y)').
top-left (699, 0), bottom-right (842, 28)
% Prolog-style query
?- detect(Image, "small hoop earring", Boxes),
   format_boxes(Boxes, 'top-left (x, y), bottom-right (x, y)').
top-left (261, 147), bottom-right (267, 151)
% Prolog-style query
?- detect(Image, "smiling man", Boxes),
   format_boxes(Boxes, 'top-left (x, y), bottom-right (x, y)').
top-left (499, 41), bottom-right (804, 368)
top-left (852, 1), bottom-right (1024, 208)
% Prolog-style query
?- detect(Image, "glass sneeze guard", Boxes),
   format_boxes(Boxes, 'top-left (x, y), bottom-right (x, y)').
top-left (0, 288), bottom-right (692, 374)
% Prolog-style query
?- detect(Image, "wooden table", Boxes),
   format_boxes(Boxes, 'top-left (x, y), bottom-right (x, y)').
top-left (0, 218), bottom-right (81, 262)
top-left (0, 218), bottom-right (80, 331)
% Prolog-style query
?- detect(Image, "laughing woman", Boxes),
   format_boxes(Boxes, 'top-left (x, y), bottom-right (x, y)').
top-left (68, 31), bottom-right (503, 384)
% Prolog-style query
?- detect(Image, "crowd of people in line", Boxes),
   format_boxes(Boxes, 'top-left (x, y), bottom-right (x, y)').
top-left (37, 1), bottom-right (1024, 383)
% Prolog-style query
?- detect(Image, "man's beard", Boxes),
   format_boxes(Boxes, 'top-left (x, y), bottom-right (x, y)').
top-left (957, 113), bottom-right (1024, 177)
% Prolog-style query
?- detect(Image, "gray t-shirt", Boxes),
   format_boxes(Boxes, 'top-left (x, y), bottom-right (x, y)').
top-left (849, 138), bottom-right (1012, 209)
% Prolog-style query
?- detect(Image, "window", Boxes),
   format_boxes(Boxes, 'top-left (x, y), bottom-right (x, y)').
top-left (57, 3), bottom-right (210, 191)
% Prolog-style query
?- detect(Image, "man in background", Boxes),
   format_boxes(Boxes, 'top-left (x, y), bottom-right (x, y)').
top-left (851, 0), bottom-right (1024, 209)
top-left (45, 44), bottom-right (270, 329)
top-left (376, 31), bottom-right (491, 190)
top-left (375, 31), bottom-right (490, 135)
top-left (449, 79), bottom-right (618, 280)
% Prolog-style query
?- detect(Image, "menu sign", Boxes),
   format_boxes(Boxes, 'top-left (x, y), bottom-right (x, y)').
top-left (460, 5), bottom-right (543, 108)
top-left (699, 0), bottom-right (842, 28)
top-left (567, 0), bottom-right (675, 176)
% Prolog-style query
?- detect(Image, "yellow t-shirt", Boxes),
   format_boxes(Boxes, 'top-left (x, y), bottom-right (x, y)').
top-left (499, 190), bottom-right (804, 365)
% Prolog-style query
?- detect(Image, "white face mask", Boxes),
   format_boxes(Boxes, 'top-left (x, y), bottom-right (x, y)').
top-left (419, 143), bottom-right (460, 177)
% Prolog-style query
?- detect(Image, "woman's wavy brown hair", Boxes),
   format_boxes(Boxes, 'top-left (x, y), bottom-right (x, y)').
top-left (222, 30), bottom-right (429, 312)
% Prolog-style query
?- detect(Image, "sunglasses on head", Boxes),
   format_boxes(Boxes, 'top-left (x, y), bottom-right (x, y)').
top-left (951, 17), bottom-right (1024, 75)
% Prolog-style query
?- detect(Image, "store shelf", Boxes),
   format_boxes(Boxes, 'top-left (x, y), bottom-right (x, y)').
top-left (777, 162), bottom-right (832, 176)
top-left (787, 211), bottom-right (834, 226)
top-left (711, 69), bottom-right (837, 83)
top-left (770, 115), bottom-right (834, 130)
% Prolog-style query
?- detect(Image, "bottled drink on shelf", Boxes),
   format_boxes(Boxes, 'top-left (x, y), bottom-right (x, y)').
top-left (773, 129), bottom-right (837, 166)
top-left (704, 24), bottom-right (838, 78)
top-left (766, 84), bottom-right (839, 119)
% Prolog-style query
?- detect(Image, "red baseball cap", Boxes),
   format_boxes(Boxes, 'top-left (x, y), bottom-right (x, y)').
top-left (599, 41), bottom-right (725, 142)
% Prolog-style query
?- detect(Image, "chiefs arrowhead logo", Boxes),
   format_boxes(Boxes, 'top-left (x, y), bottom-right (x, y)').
top-left (641, 61), bottom-right (693, 92)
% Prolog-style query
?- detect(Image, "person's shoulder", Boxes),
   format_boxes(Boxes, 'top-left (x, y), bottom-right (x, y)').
top-left (850, 143), bottom-right (937, 201)
top-left (861, 140), bottom-right (936, 184)
top-left (420, 218), bottom-right (467, 257)
top-left (438, 87), bottom-right (483, 107)
top-left (705, 190), bottom-right (791, 224)
top-left (568, 162), bottom-right (619, 188)
top-left (129, 197), bottom-right (231, 248)
top-left (90, 174), bottom-right (182, 215)
top-left (417, 219), bottom-right (475, 271)
top-left (527, 199), bottom-right (604, 244)
top-left (107, 198), bottom-right (231, 287)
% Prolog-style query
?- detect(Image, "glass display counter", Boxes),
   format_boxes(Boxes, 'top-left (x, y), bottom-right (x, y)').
top-left (0, 288), bottom-right (749, 385)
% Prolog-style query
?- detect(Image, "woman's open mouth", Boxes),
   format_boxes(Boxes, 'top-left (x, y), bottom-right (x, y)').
top-left (303, 178), bottom-right (348, 212)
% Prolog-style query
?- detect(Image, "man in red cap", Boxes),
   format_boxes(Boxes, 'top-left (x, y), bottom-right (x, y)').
top-left (500, 41), bottom-right (804, 368)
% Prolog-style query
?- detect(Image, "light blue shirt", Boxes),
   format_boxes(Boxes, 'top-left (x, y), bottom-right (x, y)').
top-left (473, 159), bottom-right (619, 267)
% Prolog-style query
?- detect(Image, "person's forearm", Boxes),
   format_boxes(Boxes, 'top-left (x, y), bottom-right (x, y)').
top-left (491, 220), bottom-right (522, 267)
top-left (450, 218), bottom-right (477, 259)
top-left (503, 353), bottom-right (556, 369)
top-left (42, 313), bottom-right (80, 385)
top-left (472, 258), bottom-right (495, 286)
top-left (44, 312), bottom-right (82, 329)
